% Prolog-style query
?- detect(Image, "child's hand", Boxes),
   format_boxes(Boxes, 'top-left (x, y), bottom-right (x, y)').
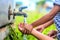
top-left (24, 23), bottom-right (33, 32)
top-left (18, 23), bottom-right (26, 34)
top-left (18, 23), bottom-right (33, 34)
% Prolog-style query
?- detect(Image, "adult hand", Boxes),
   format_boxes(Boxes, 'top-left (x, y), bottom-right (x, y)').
top-left (47, 30), bottom-right (57, 38)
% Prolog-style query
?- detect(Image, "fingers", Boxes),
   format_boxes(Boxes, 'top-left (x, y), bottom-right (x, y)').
top-left (47, 30), bottom-right (57, 38)
top-left (18, 23), bottom-right (25, 33)
top-left (26, 30), bottom-right (30, 34)
top-left (18, 26), bottom-right (23, 31)
top-left (48, 33), bottom-right (57, 38)
top-left (19, 23), bottom-right (24, 28)
top-left (18, 26), bottom-right (24, 33)
top-left (24, 24), bottom-right (33, 32)
top-left (18, 23), bottom-right (31, 34)
top-left (51, 35), bottom-right (57, 38)
top-left (23, 29), bottom-right (27, 34)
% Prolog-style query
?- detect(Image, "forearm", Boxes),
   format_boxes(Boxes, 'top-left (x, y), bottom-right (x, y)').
top-left (31, 5), bottom-right (59, 27)
top-left (41, 19), bottom-right (54, 28)
top-left (31, 29), bottom-right (54, 40)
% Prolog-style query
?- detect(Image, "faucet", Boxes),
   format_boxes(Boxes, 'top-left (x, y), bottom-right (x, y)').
top-left (8, 5), bottom-right (28, 40)
top-left (8, 5), bottom-right (27, 20)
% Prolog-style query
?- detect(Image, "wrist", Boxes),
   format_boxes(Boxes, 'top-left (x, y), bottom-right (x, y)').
top-left (31, 29), bottom-right (36, 34)
top-left (30, 27), bottom-right (33, 33)
top-left (31, 29), bottom-right (34, 34)
top-left (27, 24), bottom-right (33, 33)
top-left (31, 24), bottom-right (33, 27)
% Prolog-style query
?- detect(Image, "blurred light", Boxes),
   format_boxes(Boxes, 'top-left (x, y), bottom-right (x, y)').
top-left (45, 1), bottom-right (54, 8)
top-left (15, 0), bottom-right (39, 10)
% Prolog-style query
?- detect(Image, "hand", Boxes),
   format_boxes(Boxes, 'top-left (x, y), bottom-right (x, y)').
top-left (34, 25), bottom-right (45, 32)
top-left (47, 30), bottom-right (57, 38)
top-left (24, 23), bottom-right (33, 32)
top-left (18, 23), bottom-right (26, 34)
top-left (18, 23), bottom-right (33, 34)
